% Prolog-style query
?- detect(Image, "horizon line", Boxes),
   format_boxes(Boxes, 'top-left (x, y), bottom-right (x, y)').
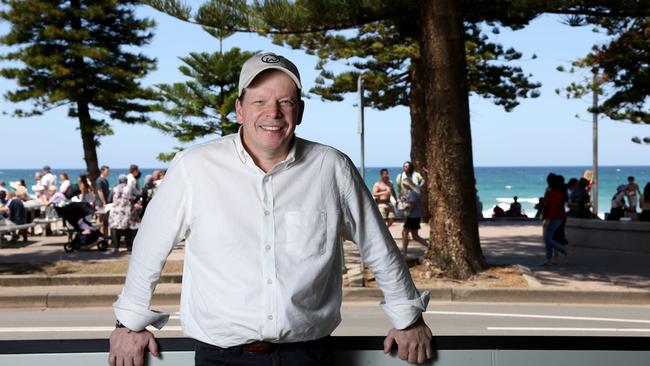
top-left (1, 164), bottom-right (650, 171)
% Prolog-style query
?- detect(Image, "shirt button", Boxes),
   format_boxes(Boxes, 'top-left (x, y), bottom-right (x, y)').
top-left (267, 279), bottom-right (273, 284)
top-left (265, 245), bottom-right (271, 251)
top-left (264, 210), bottom-right (270, 216)
top-left (267, 315), bottom-right (273, 320)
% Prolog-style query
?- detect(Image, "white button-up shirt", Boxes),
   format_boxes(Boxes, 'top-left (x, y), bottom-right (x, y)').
top-left (113, 132), bottom-right (428, 348)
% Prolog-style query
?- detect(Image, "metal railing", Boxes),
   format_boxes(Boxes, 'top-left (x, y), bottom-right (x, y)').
top-left (1, 336), bottom-right (649, 365)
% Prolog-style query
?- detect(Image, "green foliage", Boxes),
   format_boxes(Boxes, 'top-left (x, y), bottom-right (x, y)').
top-left (0, 0), bottom-right (159, 139)
top-left (151, 40), bottom-right (255, 161)
top-left (557, 16), bottom-right (649, 143)
top-left (273, 21), bottom-right (540, 112)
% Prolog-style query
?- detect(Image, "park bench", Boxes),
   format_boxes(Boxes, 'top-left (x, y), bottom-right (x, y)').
top-left (31, 217), bottom-right (63, 236)
top-left (0, 222), bottom-right (36, 246)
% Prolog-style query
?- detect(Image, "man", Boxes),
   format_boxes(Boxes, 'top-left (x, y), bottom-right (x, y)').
top-left (400, 178), bottom-right (428, 257)
top-left (372, 168), bottom-right (397, 227)
top-left (151, 170), bottom-right (163, 187)
top-left (109, 52), bottom-right (432, 366)
top-left (34, 171), bottom-right (43, 187)
top-left (0, 191), bottom-right (27, 242)
top-left (627, 176), bottom-right (640, 213)
top-left (126, 164), bottom-right (141, 197)
top-left (41, 165), bottom-right (57, 190)
top-left (396, 161), bottom-right (424, 199)
top-left (95, 165), bottom-right (111, 208)
top-left (508, 196), bottom-right (522, 217)
top-left (0, 181), bottom-right (8, 194)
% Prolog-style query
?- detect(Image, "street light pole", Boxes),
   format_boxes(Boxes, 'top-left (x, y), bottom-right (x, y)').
top-left (357, 76), bottom-right (365, 286)
top-left (358, 76), bottom-right (365, 181)
top-left (592, 73), bottom-right (599, 217)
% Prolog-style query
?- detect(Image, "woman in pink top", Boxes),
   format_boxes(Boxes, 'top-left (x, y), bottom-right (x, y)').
top-left (542, 173), bottom-right (568, 266)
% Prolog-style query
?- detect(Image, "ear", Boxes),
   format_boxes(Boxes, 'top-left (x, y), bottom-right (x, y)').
top-left (235, 98), bottom-right (244, 125)
top-left (296, 100), bottom-right (305, 125)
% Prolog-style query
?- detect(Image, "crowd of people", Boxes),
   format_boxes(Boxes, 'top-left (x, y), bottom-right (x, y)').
top-left (371, 161), bottom-right (428, 256)
top-left (534, 173), bottom-right (650, 266)
top-left (0, 164), bottom-right (166, 250)
top-left (607, 176), bottom-right (650, 222)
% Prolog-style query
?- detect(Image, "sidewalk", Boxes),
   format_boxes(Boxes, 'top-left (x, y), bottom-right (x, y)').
top-left (0, 221), bottom-right (649, 308)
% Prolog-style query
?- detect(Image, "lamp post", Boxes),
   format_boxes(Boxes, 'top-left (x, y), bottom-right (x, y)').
top-left (357, 76), bottom-right (366, 286)
top-left (358, 76), bottom-right (365, 181)
top-left (592, 73), bottom-right (599, 217)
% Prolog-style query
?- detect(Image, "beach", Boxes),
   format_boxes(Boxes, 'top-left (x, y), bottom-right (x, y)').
top-left (3, 165), bottom-right (649, 220)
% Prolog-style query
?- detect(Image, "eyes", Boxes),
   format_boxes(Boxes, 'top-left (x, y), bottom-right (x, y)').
top-left (251, 99), bottom-right (297, 110)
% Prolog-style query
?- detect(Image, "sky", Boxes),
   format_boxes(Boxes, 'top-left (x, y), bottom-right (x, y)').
top-left (0, 3), bottom-right (648, 169)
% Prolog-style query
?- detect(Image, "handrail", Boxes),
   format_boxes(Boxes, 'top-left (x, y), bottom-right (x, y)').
top-left (1, 336), bottom-right (649, 354)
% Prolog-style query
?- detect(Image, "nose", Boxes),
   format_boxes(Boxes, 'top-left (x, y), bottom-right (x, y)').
top-left (264, 100), bottom-right (282, 118)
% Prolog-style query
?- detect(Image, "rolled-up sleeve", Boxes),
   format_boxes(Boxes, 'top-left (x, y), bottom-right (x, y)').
top-left (113, 153), bottom-right (192, 331)
top-left (338, 157), bottom-right (429, 330)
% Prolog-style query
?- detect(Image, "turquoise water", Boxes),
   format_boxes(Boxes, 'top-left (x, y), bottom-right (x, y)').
top-left (362, 166), bottom-right (650, 218)
top-left (2, 166), bottom-right (649, 218)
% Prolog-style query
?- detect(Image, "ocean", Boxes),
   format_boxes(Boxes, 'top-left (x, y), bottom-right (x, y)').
top-left (2, 166), bottom-right (649, 218)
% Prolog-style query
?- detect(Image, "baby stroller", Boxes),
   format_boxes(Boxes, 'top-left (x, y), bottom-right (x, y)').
top-left (54, 202), bottom-right (108, 252)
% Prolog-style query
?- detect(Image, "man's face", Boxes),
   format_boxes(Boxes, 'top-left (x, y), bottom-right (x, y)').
top-left (381, 171), bottom-right (389, 182)
top-left (102, 169), bottom-right (110, 177)
top-left (403, 163), bottom-right (410, 172)
top-left (236, 70), bottom-right (303, 161)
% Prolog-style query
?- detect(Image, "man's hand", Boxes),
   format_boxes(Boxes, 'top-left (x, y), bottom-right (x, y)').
top-left (383, 316), bottom-right (433, 364)
top-left (109, 328), bottom-right (159, 366)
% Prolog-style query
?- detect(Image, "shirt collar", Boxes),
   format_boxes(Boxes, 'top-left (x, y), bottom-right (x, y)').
top-left (233, 127), bottom-right (300, 171)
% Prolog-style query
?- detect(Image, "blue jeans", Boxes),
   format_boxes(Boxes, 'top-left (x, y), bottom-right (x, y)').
top-left (543, 219), bottom-right (567, 259)
top-left (194, 338), bottom-right (334, 366)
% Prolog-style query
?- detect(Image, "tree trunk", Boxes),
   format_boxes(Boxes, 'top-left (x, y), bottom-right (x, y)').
top-left (419, 0), bottom-right (486, 279)
top-left (409, 59), bottom-right (430, 221)
top-left (77, 101), bottom-right (101, 182)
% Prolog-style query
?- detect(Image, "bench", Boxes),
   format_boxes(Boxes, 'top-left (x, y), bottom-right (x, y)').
top-left (0, 223), bottom-right (36, 245)
top-left (31, 217), bottom-right (63, 236)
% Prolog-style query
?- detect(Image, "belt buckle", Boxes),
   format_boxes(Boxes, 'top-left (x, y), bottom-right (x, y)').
top-left (241, 341), bottom-right (276, 353)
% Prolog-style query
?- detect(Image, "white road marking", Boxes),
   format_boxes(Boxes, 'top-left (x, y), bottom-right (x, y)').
top-left (0, 326), bottom-right (183, 333)
top-left (425, 311), bottom-right (650, 324)
top-left (488, 327), bottom-right (650, 333)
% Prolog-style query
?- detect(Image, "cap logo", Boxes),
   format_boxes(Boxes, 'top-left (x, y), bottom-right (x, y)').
top-left (261, 54), bottom-right (282, 64)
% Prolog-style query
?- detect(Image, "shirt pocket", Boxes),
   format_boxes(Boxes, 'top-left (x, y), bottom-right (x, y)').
top-left (285, 210), bottom-right (327, 258)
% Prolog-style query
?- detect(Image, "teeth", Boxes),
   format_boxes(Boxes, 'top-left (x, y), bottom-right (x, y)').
top-left (261, 126), bottom-right (282, 131)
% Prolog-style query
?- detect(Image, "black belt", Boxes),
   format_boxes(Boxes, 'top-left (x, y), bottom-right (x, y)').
top-left (197, 336), bottom-right (330, 354)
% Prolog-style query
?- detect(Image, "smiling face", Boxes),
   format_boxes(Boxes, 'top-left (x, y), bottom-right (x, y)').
top-left (236, 70), bottom-right (303, 166)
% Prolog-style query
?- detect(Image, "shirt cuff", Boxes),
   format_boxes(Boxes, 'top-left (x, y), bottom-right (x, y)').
top-left (380, 291), bottom-right (429, 330)
top-left (113, 295), bottom-right (170, 331)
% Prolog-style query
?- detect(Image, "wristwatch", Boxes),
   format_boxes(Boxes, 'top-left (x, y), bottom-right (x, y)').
top-left (115, 320), bottom-right (132, 333)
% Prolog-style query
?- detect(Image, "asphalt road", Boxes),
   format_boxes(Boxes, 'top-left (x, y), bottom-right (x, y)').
top-left (1, 302), bottom-right (649, 340)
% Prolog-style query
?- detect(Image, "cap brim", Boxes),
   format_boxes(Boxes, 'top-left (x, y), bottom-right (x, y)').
top-left (239, 66), bottom-right (302, 96)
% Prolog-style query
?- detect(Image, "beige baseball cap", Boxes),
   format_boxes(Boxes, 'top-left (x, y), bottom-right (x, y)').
top-left (238, 52), bottom-right (301, 97)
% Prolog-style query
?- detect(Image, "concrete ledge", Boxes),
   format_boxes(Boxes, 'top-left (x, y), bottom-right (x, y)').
top-left (450, 288), bottom-right (650, 304)
top-left (0, 287), bottom-right (47, 308)
top-left (0, 273), bottom-right (183, 287)
top-left (566, 218), bottom-right (650, 253)
top-left (0, 285), bottom-right (648, 309)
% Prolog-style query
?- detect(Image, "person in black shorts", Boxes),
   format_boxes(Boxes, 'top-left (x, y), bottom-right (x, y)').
top-left (401, 178), bottom-right (428, 256)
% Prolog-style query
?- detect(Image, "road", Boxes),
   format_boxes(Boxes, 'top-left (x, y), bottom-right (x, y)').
top-left (1, 302), bottom-right (650, 340)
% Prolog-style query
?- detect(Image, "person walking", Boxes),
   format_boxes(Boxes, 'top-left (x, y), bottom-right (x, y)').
top-left (372, 168), bottom-right (397, 227)
top-left (400, 178), bottom-right (428, 257)
top-left (109, 52), bottom-right (432, 366)
top-left (541, 174), bottom-right (568, 266)
top-left (396, 161), bottom-right (424, 200)
top-left (108, 175), bottom-right (137, 254)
